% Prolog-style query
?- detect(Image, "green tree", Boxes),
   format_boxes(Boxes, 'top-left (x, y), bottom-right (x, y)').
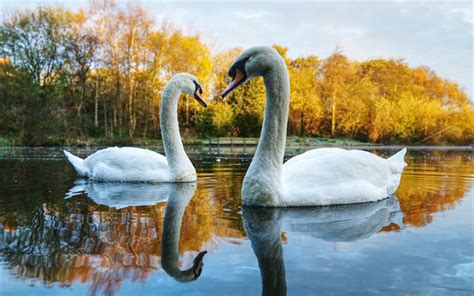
top-left (1, 7), bottom-right (79, 144)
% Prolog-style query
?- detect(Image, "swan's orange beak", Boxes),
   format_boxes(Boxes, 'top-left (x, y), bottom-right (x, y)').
top-left (222, 68), bottom-right (246, 99)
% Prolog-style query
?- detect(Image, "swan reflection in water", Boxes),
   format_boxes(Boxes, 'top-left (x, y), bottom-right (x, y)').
top-left (65, 180), bottom-right (173, 209)
top-left (159, 184), bottom-right (207, 282)
top-left (68, 180), bottom-right (208, 282)
top-left (0, 181), bottom-right (207, 295)
top-left (243, 196), bottom-right (403, 296)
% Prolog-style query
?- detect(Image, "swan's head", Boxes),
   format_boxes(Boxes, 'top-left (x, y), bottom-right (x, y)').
top-left (164, 250), bottom-right (208, 283)
top-left (172, 73), bottom-right (207, 107)
top-left (222, 46), bottom-right (281, 98)
top-left (191, 250), bottom-right (207, 279)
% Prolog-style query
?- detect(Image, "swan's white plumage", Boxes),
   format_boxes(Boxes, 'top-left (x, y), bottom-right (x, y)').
top-left (64, 73), bottom-right (200, 183)
top-left (64, 147), bottom-right (175, 182)
top-left (227, 46), bottom-right (408, 207)
top-left (64, 150), bottom-right (88, 177)
top-left (281, 148), bottom-right (407, 206)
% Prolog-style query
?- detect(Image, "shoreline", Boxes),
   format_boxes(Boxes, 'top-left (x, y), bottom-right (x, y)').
top-left (1, 136), bottom-right (472, 148)
top-left (0, 144), bottom-right (471, 151)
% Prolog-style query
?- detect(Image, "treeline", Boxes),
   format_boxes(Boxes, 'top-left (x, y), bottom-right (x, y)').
top-left (1, 2), bottom-right (472, 145)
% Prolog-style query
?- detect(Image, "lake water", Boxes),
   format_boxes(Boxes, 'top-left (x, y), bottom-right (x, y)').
top-left (0, 146), bottom-right (472, 295)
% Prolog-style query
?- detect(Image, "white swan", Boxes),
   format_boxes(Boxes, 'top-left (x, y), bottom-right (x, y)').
top-left (222, 46), bottom-right (407, 206)
top-left (64, 73), bottom-right (207, 182)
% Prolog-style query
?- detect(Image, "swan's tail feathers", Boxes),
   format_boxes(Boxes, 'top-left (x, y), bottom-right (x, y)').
top-left (387, 148), bottom-right (407, 174)
top-left (63, 150), bottom-right (89, 177)
top-left (65, 184), bottom-right (86, 199)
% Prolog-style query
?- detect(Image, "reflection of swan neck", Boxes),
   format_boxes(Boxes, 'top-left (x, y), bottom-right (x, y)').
top-left (243, 54), bottom-right (289, 204)
top-left (160, 79), bottom-right (194, 177)
top-left (243, 208), bottom-right (287, 296)
top-left (161, 185), bottom-right (204, 282)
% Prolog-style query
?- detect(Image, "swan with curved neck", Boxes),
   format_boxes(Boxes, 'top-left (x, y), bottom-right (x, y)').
top-left (223, 46), bottom-right (407, 206)
top-left (64, 73), bottom-right (207, 182)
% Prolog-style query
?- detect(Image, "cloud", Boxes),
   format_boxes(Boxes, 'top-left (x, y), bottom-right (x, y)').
top-left (233, 9), bottom-right (269, 20)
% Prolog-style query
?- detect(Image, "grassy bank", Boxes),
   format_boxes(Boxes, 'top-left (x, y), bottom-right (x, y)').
top-left (0, 135), bottom-right (389, 147)
top-left (2, 135), bottom-right (471, 148)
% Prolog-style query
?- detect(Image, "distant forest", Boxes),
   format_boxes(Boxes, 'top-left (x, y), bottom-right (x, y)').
top-left (1, 2), bottom-right (472, 145)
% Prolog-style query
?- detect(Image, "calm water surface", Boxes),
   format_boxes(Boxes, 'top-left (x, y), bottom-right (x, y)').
top-left (0, 146), bottom-right (472, 295)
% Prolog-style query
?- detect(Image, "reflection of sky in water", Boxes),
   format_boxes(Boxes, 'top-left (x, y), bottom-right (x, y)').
top-left (0, 148), bottom-right (472, 295)
top-left (281, 193), bottom-right (473, 295)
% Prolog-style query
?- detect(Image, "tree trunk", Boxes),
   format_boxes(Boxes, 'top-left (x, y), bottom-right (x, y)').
top-left (129, 81), bottom-right (134, 138)
top-left (95, 72), bottom-right (99, 128)
top-left (128, 25), bottom-right (136, 139)
top-left (104, 99), bottom-right (108, 138)
top-left (300, 111), bottom-right (304, 136)
top-left (331, 90), bottom-right (337, 136)
top-left (78, 79), bottom-right (85, 131)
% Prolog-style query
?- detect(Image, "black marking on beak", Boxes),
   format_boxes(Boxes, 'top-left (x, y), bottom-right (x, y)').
top-left (222, 56), bottom-right (249, 99)
top-left (192, 250), bottom-right (208, 278)
top-left (193, 81), bottom-right (207, 107)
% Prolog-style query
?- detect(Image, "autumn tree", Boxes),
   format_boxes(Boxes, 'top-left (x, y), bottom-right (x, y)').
top-left (320, 49), bottom-right (355, 137)
top-left (288, 56), bottom-right (323, 135)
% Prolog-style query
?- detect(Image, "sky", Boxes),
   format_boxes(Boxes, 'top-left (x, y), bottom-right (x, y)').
top-left (2, 0), bottom-right (473, 98)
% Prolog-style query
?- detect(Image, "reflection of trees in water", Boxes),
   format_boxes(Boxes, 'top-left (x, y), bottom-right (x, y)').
top-left (395, 151), bottom-right (473, 228)
top-left (0, 184), bottom-right (246, 295)
top-left (1, 203), bottom-right (165, 295)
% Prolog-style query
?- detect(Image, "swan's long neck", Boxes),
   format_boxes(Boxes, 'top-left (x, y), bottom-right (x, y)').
top-left (161, 185), bottom-right (196, 282)
top-left (160, 81), bottom-right (195, 179)
top-left (243, 55), bottom-right (290, 205)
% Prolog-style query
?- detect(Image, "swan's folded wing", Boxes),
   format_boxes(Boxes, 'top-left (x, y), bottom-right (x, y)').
top-left (283, 147), bottom-right (346, 167)
top-left (85, 147), bottom-right (170, 182)
top-left (282, 149), bottom-right (393, 205)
